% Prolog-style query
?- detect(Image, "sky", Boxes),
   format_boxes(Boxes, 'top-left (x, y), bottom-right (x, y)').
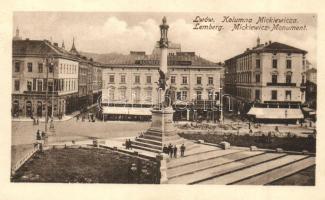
top-left (13, 12), bottom-right (317, 65)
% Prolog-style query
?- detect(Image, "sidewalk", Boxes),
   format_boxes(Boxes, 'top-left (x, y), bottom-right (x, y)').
top-left (12, 111), bottom-right (80, 122)
top-left (12, 103), bottom-right (99, 122)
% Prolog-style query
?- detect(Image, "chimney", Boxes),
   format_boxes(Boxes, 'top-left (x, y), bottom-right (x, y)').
top-left (26, 38), bottom-right (29, 41)
top-left (53, 42), bottom-right (58, 47)
top-left (269, 40), bottom-right (272, 44)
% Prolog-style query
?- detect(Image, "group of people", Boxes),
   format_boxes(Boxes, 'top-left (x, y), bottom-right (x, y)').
top-left (125, 139), bottom-right (132, 150)
top-left (36, 129), bottom-right (46, 143)
top-left (163, 143), bottom-right (186, 158)
top-left (76, 113), bottom-right (96, 122)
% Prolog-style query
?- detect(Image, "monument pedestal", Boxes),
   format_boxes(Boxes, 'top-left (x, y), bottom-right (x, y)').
top-left (132, 107), bottom-right (194, 153)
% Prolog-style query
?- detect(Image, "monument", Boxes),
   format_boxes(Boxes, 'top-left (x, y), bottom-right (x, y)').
top-left (132, 17), bottom-right (193, 153)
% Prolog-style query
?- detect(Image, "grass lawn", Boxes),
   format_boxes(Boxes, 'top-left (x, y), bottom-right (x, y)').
top-left (11, 148), bottom-right (159, 184)
top-left (179, 133), bottom-right (316, 153)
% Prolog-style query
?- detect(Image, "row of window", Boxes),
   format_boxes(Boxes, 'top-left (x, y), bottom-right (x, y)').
top-left (59, 63), bottom-right (77, 74)
top-left (15, 62), bottom-right (53, 73)
top-left (13, 78), bottom-right (77, 92)
top-left (106, 88), bottom-right (220, 102)
top-left (107, 75), bottom-right (214, 85)
top-left (235, 88), bottom-right (293, 101)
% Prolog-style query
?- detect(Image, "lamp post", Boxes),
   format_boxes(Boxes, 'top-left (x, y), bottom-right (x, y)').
top-left (44, 55), bottom-right (54, 134)
top-left (219, 87), bottom-right (223, 124)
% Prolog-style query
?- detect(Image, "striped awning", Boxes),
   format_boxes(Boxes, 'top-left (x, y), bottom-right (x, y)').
top-left (102, 107), bottom-right (152, 116)
top-left (247, 107), bottom-right (304, 119)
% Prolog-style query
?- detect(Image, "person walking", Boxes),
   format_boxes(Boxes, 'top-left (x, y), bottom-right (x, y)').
top-left (180, 144), bottom-right (186, 157)
top-left (163, 144), bottom-right (168, 154)
top-left (128, 139), bottom-right (132, 150)
top-left (168, 143), bottom-right (173, 158)
top-left (173, 145), bottom-right (178, 158)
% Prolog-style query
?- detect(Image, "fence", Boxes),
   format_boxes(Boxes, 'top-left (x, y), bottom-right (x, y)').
top-left (11, 144), bottom-right (40, 175)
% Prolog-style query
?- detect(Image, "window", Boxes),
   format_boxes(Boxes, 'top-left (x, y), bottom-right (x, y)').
top-left (272, 75), bottom-right (277, 83)
top-left (38, 63), bottom-right (43, 73)
top-left (171, 76), bottom-right (176, 84)
top-left (208, 91), bottom-right (213, 100)
top-left (146, 90), bottom-right (152, 101)
top-left (135, 75), bottom-right (140, 84)
top-left (197, 77), bottom-right (202, 85)
top-left (14, 80), bottom-right (19, 91)
top-left (285, 90), bottom-right (292, 100)
top-left (176, 92), bottom-right (181, 100)
top-left (271, 90), bottom-right (277, 100)
top-left (255, 90), bottom-right (260, 100)
top-left (119, 89), bottom-right (126, 100)
top-left (182, 76), bottom-right (188, 84)
top-left (146, 76), bottom-right (151, 84)
top-left (286, 75), bottom-right (292, 84)
top-left (196, 91), bottom-right (202, 100)
top-left (182, 91), bottom-right (188, 100)
top-left (272, 59), bottom-right (277, 68)
top-left (215, 92), bottom-right (220, 100)
top-left (208, 77), bottom-right (213, 85)
top-left (37, 80), bottom-right (42, 92)
top-left (49, 64), bottom-right (54, 73)
top-left (109, 89), bottom-right (114, 100)
top-left (27, 63), bottom-right (33, 72)
top-left (15, 62), bottom-right (20, 72)
top-left (302, 75), bottom-right (305, 84)
top-left (256, 59), bottom-right (260, 68)
top-left (255, 74), bottom-right (260, 83)
top-left (109, 75), bottom-right (115, 83)
top-left (27, 81), bottom-right (32, 91)
top-left (120, 75), bottom-right (126, 83)
top-left (286, 60), bottom-right (292, 69)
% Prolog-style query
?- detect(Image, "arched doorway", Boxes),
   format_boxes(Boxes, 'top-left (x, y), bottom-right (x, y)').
top-left (26, 101), bottom-right (32, 117)
top-left (37, 101), bottom-right (42, 117)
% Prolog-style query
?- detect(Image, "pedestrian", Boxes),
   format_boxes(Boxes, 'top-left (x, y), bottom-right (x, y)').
top-left (128, 139), bottom-right (132, 150)
top-left (173, 145), bottom-right (178, 158)
top-left (36, 117), bottom-right (39, 125)
top-left (168, 143), bottom-right (173, 158)
top-left (36, 130), bottom-right (41, 140)
top-left (163, 144), bottom-right (168, 154)
top-left (76, 115), bottom-right (79, 121)
top-left (248, 122), bottom-right (251, 129)
top-left (180, 144), bottom-right (186, 157)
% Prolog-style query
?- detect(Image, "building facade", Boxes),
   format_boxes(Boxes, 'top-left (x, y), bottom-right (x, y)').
top-left (224, 38), bottom-right (307, 122)
top-left (12, 39), bottom-right (79, 118)
top-left (101, 45), bottom-right (223, 121)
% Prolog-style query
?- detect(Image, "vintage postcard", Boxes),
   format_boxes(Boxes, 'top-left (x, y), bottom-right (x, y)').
top-left (1, 1), bottom-right (325, 200)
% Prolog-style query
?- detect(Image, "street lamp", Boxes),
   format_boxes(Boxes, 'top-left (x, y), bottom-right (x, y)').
top-left (43, 55), bottom-right (54, 134)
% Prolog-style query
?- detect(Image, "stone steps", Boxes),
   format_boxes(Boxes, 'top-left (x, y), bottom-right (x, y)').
top-left (130, 144), bottom-right (162, 153)
top-left (198, 154), bottom-right (307, 185)
top-left (167, 151), bottom-right (264, 179)
top-left (142, 134), bottom-right (162, 141)
top-left (135, 137), bottom-right (162, 146)
top-left (168, 152), bottom-right (287, 184)
top-left (131, 141), bottom-right (162, 151)
top-left (234, 156), bottom-right (315, 185)
top-left (167, 148), bottom-right (242, 169)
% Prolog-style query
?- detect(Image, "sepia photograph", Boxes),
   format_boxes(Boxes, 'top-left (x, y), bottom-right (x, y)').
top-left (10, 12), bottom-right (317, 186)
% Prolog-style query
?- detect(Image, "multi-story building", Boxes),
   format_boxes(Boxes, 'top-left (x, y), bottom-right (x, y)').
top-left (224, 38), bottom-right (307, 123)
top-left (101, 44), bottom-right (223, 121)
top-left (12, 39), bottom-right (79, 118)
top-left (305, 67), bottom-right (317, 109)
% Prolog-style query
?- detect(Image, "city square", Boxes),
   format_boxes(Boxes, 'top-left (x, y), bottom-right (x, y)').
top-left (11, 12), bottom-right (317, 185)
